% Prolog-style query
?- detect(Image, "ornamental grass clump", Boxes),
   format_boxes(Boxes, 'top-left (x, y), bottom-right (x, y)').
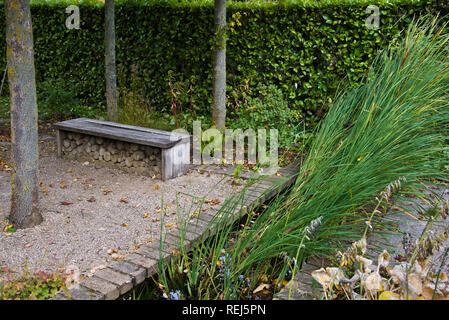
top-left (151, 15), bottom-right (449, 300)
top-left (237, 15), bottom-right (449, 268)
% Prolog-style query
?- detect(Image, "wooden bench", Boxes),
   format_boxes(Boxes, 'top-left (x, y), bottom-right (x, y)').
top-left (53, 118), bottom-right (190, 180)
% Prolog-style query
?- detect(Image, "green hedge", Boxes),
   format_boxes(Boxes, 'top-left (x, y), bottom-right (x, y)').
top-left (0, 0), bottom-right (447, 125)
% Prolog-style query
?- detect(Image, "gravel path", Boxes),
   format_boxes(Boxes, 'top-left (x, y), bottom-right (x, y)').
top-left (0, 135), bottom-right (242, 282)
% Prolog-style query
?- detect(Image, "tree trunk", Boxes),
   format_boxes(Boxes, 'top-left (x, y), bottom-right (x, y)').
top-left (5, 0), bottom-right (42, 228)
top-left (105, 0), bottom-right (118, 122)
top-left (211, 0), bottom-right (226, 129)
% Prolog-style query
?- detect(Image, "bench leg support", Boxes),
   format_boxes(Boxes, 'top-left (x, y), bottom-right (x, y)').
top-left (56, 129), bottom-right (64, 158)
top-left (161, 142), bottom-right (190, 181)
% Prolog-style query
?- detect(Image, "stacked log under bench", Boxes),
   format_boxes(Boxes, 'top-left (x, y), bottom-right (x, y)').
top-left (53, 118), bottom-right (190, 181)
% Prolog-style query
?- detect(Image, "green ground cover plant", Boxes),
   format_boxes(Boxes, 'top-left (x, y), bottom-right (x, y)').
top-left (0, 271), bottom-right (65, 300)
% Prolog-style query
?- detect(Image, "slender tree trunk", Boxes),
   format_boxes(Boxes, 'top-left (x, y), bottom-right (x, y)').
top-left (105, 0), bottom-right (118, 122)
top-left (211, 0), bottom-right (226, 129)
top-left (5, 0), bottom-right (42, 228)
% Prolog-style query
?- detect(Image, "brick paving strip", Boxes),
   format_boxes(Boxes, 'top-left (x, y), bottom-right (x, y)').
top-left (51, 160), bottom-right (301, 300)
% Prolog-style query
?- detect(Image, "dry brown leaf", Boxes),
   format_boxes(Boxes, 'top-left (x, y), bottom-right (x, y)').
top-left (111, 253), bottom-right (120, 260)
top-left (362, 272), bottom-right (382, 293)
top-left (379, 291), bottom-right (401, 300)
top-left (253, 283), bottom-right (270, 294)
top-left (60, 200), bottom-right (73, 205)
top-left (120, 197), bottom-right (129, 203)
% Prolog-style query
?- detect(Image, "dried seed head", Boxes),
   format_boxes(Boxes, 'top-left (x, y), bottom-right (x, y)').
top-left (402, 233), bottom-right (416, 259)
top-left (304, 216), bottom-right (323, 239)
top-left (380, 177), bottom-right (406, 202)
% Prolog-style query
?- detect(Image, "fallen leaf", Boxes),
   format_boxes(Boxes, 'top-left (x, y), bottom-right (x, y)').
top-left (60, 200), bottom-right (73, 205)
top-left (311, 268), bottom-right (333, 289)
top-left (122, 223), bottom-right (129, 227)
top-left (24, 243), bottom-right (33, 248)
top-left (143, 212), bottom-right (149, 218)
top-left (362, 272), bottom-right (382, 293)
top-left (87, 196), bottom-right (96, 202)
top-left (3, 224), bottom-right (14, 232)
top-left (111, 253), bottom-right (120, 260)
top-left (379, 291), bottom-right (401, 300)
top-left (89, 265), bottom-right (106, 274)
top-left (83, 178), bottom-right (94, 184)
top-left (155, 185), bottom-right (159, 190)
top-left (407, 274), bottom-right (423, 297)
top-left (120, 198), bottom-right (129, 204)
top-left (253, 283), bottom-right (270, 294)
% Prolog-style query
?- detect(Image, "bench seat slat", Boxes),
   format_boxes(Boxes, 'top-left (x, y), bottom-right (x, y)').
top-left (54, 118), bottom-right (187, 149)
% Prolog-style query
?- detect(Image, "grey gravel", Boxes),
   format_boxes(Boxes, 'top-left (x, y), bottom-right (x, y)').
top-left (0, 137), bottom-right (241, 282)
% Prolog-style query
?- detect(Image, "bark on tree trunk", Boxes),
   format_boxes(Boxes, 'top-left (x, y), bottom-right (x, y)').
top-left (211, 0), bottom-right (226, 129)
top-left (5, 0), bottom-right (43, 228)
top-left (105, 0), bottom-right (118, 122)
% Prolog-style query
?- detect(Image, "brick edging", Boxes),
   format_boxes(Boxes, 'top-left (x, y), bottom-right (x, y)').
top-left (51, 160), bottom-right (301, 300)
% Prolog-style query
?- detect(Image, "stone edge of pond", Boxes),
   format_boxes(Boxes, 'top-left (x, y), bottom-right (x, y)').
top-left (50, 160), bottom-right (302, 300)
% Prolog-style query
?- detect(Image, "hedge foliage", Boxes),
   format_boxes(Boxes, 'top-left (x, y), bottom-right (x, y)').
top-left (0, 0), bottom-right (447, 126)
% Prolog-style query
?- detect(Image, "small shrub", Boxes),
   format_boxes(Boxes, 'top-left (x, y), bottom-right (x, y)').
top-left (37, 78), bottom-right (80, 120)
top-left (227, 83), bottom-right (303, 149)
top-left (0, 271), bottom-right (65, 300)
top-left (0, 96), bottom-right (9, 119)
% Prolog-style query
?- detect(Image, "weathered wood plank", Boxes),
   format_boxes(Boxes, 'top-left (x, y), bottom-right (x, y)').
top-left (53, 118), bottom-right (189, 149)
